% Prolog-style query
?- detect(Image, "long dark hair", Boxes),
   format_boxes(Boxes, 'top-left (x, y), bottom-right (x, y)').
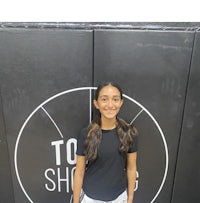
top-left (84, 82), bottom-right (137, 161)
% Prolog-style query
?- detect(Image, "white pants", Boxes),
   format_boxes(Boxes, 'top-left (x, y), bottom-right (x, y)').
top-left (80, 190), bottom-right (127, 203)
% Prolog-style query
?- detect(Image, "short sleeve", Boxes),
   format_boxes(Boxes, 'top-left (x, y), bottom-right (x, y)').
top-left (128, 135), bottom-right (138, 153)
top-left (76, 128), bottom-right (87, 156)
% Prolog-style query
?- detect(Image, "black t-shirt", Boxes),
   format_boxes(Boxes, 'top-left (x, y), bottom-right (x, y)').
top-left (76, 127), bottom-right (138, 201)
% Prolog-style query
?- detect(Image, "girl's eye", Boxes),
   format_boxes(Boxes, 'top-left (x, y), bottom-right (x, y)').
top-left (114, 98), bottom-right (120, 102)
top-left (101, 98), bottom-right (107, 102)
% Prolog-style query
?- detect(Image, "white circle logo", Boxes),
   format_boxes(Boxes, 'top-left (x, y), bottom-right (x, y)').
top-left (15, 87), bottom-right (168, 203)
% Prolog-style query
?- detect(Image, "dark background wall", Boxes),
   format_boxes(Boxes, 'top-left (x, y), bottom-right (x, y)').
top-left (0, 22), bottom-right (199, 203)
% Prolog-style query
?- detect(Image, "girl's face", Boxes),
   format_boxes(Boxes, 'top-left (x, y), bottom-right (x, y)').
top-left (94, 84), bottom-right (123, 121)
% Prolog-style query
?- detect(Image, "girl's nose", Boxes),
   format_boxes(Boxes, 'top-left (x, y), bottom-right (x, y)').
top-left (107, 100), bottom-right (114, 108)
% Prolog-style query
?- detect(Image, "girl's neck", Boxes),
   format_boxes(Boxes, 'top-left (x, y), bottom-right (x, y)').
top-left (101, 117), bottom-right (117, 130)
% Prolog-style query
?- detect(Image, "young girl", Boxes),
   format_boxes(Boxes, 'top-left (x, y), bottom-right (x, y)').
top-left (73, 82), bottom-right (138, 203)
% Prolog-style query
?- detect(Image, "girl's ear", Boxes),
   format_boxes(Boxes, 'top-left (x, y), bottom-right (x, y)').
top-left (93, 99), bottom-right (99, 109)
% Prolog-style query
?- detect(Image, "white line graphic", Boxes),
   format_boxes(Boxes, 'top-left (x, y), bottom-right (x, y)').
top-left (130, 109), bottom-right (144, 124)
top-left (14, 87), bottom-right (168, 203)
top-left (41, 106), bottom-right (63, 139)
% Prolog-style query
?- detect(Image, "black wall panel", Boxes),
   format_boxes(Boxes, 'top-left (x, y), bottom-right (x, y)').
top-left (171, 32), bottom-right (200, 203)
top-left (0, 92), bottom-right (15, 203)
top-left (94, 29), bottom-right (194, 203)
top-left (0, 28), bottom-right (93, 203)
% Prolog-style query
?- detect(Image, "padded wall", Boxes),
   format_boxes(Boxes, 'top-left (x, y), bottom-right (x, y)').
top-left (0, 25), bottom-right (199, 203)
top-left (0, 28), bottom-right (93, 203)
top-left (171, 31), bottom-right (200, 203)
top-left (94, 29), bottom-right (194, 203)
top-left (0, 91), bottom-right (15, 203)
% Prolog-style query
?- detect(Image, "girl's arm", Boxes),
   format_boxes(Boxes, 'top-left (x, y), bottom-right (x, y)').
top-left (73, 155), bottom-right (86, 203)
top-left (126, 152), bottom-right (137, 203)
